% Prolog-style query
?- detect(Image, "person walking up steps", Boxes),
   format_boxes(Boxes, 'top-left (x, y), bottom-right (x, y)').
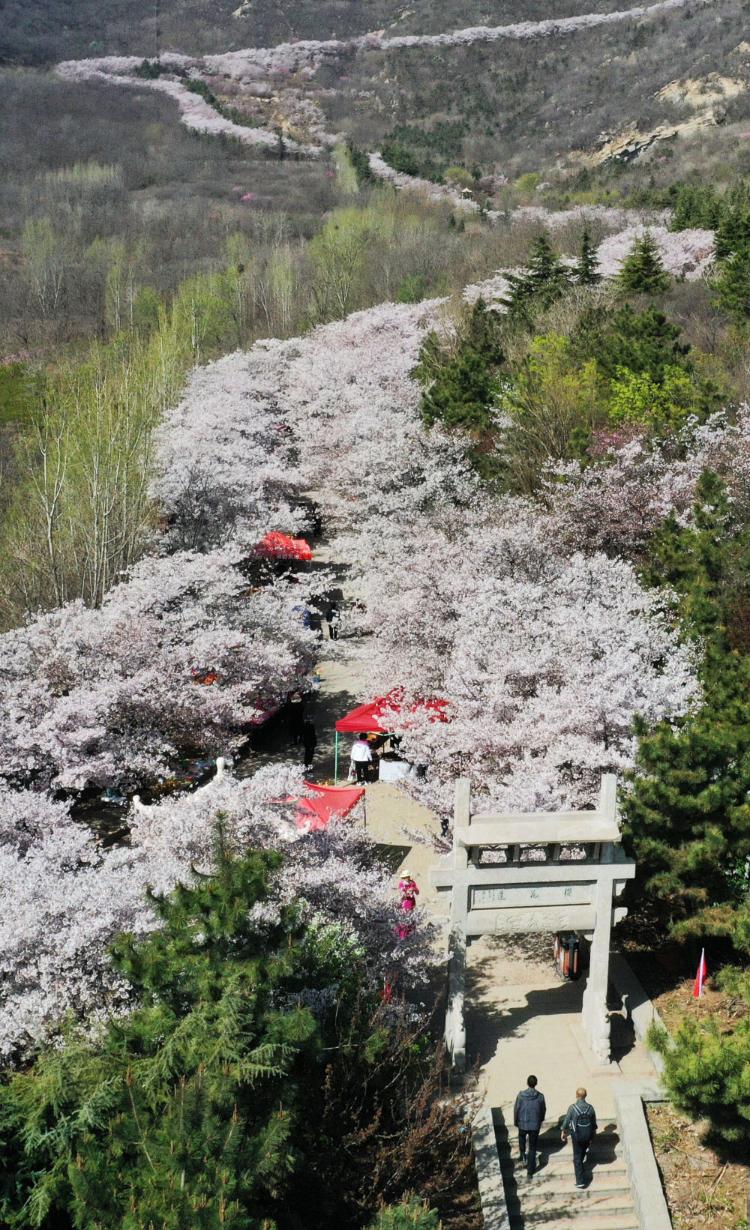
top-left (561, 1087), bottom-right (597, 1188)
top-left (513, 1075), bottom-right (546, 1177)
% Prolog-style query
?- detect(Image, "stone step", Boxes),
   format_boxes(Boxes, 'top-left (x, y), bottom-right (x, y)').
top-left (506, 1174), bottom-right (632, 1197)
top-left (501, 1146), bottom-right (624, 1166)
top-left (514, 1217), bottom-right (639, 1230)
top-left (500, 1152), bottom-right (626, 1173)
top-left (497, 1120), bottom-right (619, 1134)
top-left (520, 1192), bottom-right (635, 1214)
top-left (496, 1128), bottom-right (621, 1148)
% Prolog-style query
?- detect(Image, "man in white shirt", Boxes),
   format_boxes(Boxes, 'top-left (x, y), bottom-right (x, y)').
top-left (350, 733), bottom-right (373, 782)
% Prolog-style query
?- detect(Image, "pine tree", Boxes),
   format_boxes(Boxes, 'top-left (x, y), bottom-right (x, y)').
top-left (0, 846), bottom-right (342, 1229)
top-left (712, 245), bottom-right (750, 323)
top-left (416, 298), bottom-right (504, 432)
top-left (714, 195), bottom-right (750, 259)
top-left (0, 840), bottom-right (480, 1230)
top-left (574, 225), bottom-right (601, 285)
top-left (501, 233), bottom-right (572, 319)
top-left (575, 304), bottom-right (690, 382)
top-left (623, 667), bottom-right (750, 927)
top-left (368, 1199), bottom-right (442, 1229)
top-left (617, 231), bottom-right (670, 294)
top-left (625, 473), bottom-right (750, 926)
top-left (650, 938), bottom-right (750, 1148)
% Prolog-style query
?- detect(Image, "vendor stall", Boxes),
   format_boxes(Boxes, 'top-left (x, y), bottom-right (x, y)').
top-left (333, 689), bottom-right (448, 782)
top-left (253, 531), bottom-right (313, 562)
top-left (291, 781), bottom-right (365, 832)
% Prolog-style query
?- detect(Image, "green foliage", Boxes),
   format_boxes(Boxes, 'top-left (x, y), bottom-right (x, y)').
top-left (0, 846), bottom-right (327, 1228)
top-left (496, 333), bottom-right (600, 491)
top-left (646, 471), bottom-right (750, 649)
top-left (650, 1007), bottom-right (750, 1150)
top-left (368, 1199), bottom-right (441, 1230)
top-left (625, 474), bottom-right (750, 927)
top-left (0, 842), bottom-right (480, 1230)
top-left (184, 77), bottom-right (247, 128)
top-left (623, 669), bottom-right (750, 926)
top-left (573, 225), bottom-right (600, 286)
top-left (415, 299), bottom-right (504, 434)
top-left (573, 304), bottom-right (689, 383)
top-left (134, 58), bottom-right (177, 79)
top-left (1, 268), bottom-right (224, 615)
top-left (396, 274), bottom-right (430, 303)
top-left (617, 232), bottom-right (670, 295)
top-left (380, 122), bottom-right (468, 185)
top-left (513, 172), bottom-right (541, 195)
top-left (712, 246), bottom-right (750, 324)
top-left (712, 181), bottom-right (750, 259)
top-left (607, 364), bottom-right (710, 431)
top-left (573, 304), bottom-right (722, 431)
top-left (0, 363), bottom-right (37, 427)
top-left (443, 166), bottom-right (474, 190)
top-left (347, 142), bottom-right (377, 188)
top-left (500, 233), bottom-right (571, 320)
top-left (669, 182), bottom-right (726, 233)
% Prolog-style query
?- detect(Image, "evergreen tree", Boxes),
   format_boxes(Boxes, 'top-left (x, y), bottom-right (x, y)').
top-left (714, 187), bottom-right (750, 259)
top-left (616, 231), bottom-right (670, 295)
top-left (573, 225), bottom-right (601, 285)
top-left (0, 845), bottom-right (332, 1229)
top-left (501, 233), bottom-right (572, 319)
top-left (416, 298), bottom-right (504, 432)
top-left (574, 304), bottom-right (690, 382)
top-left (0, 841), bottom-right (479, 1230)
top-left (625, 473), bottom-right (750, 926)
top-left (623, 668), bottom-right (750, 926)
top-left (650, 925), bottom-right (750, 1149)
top-left (669, 183), bottom-right (724, 233)
top-left (712, 245), bottom-right (750, 323)
top-left (646, 471), bottom-right (750, 649)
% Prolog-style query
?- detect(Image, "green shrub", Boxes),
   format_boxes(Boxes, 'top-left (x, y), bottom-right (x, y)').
top-left (617, 232), bottom-right (670, 295)
top-left (368, 1197), bottom-right (442, 1230)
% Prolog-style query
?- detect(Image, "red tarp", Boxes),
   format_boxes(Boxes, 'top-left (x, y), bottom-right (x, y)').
top-left (294, 782), bottom-right (365, 832)
top-left (254, 531), bottom-right (313, 562)
top-left (335, 689), bottom-right (449, 734)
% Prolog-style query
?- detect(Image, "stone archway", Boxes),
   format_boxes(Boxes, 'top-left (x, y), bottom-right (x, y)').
top-left (430, 775), bottom-right (635, 1068)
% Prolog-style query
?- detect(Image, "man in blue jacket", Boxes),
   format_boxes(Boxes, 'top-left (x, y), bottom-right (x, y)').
top-left (513, 1074), bottom-right (546, 1176)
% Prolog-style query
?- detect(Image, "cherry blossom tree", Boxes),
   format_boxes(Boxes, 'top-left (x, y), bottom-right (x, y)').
top-left (1, 764), bottom-right (433, 1062)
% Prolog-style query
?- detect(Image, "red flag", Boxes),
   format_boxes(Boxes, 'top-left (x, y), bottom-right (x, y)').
top-left (692, 948), bottom-right (707, 998)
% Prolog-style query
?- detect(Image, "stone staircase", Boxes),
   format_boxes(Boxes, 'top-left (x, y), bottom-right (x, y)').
top-left (495, 1118), bottom-right (639, 1229)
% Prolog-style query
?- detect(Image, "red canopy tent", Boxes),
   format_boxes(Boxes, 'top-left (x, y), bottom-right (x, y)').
top-left (253, 531), bottom-right (313, 562)
top-left (293, 782), bottom-right (365, 832)
top-left (335, 690), bottom-right (449, 734)
top-left (334, 689), bottom-right (449, 779)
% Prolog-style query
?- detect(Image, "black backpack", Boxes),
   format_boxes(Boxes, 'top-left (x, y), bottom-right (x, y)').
top-left (571, 1103), bottom-right (594, 1143)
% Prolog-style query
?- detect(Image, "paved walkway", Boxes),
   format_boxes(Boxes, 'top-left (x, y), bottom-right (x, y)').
top-left (466, 933), bottom-right (657, 1121)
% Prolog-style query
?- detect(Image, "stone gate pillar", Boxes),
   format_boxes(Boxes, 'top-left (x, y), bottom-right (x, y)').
top-left (445, 778), bottom-right (470, 1071)
top-left (581, 775), bottom-right (616, 1064)
top-left (581, 875), bottom-right (614, 1064)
